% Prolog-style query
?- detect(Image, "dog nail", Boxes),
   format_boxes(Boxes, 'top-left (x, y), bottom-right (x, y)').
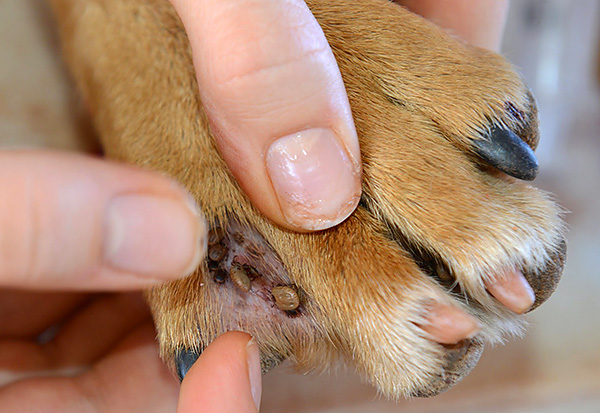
top-left (208, 227), bottom-right (225, 245)
top-left (175, 348), bottom-right (201, 382)
top-left (230, 263), bottom-right (251, 292)
top-left (266, 128), bottom-right (361, 231)
top-left (272, 285), bottom-right (300, 311)
top-left (207, 259), bottom-right (219, 270)
top-left (213, 268), bottom-right (228, 284)
top-left (486, 270), bottom-right (535, 314)
top-left (473, 127), bottom-right (539, 181)
top-left (418, 301), bottom-right (481, 344)
top-left (208, 244), bottom-right (227, 262)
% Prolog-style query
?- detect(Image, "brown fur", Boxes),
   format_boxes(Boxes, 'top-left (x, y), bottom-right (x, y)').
top-left (48, 0), bottom-right (566, 398)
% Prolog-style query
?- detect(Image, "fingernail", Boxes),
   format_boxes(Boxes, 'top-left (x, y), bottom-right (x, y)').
top-left (266, 128), bottom-right (361, 231)
top-left (417, 300), bottom-right (481, 344)
top-left (486, 270), bottom-right (536, 314)
top-left (246, 337), bottom-right (262, 410)
top-left (104, 194), bottom-right (207, 280)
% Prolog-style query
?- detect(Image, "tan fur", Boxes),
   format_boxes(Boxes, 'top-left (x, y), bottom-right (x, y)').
top-left (48, 0), bottom-right (565, 398)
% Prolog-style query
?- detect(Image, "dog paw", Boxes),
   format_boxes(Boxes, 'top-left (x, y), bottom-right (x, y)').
top-left (51, 0), bottom-right (566, 398)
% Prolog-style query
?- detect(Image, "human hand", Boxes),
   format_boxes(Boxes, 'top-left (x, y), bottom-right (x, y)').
top-left (168, 0), bottom-right (363, 232)
top-left (167, 0), bottom-right (509, 234)
top-left (0, 291), bottom-right (180, 412)
top-left (0, 290), bottom-right (260, 412)
top-left (0, 151), bottom-right (261, 411)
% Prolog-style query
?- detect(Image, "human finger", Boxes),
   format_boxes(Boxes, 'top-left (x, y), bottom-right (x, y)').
top-left (178, 331), bottom-right (261, 413)
top-left (396, 0), bottom-right (510, 51)
top-left (0, 293), bottom-right (149, 373)
top-left (43, 293), bottom-right (151, 367)
top-left (170, 0), bottom-right (362, 232)
top-left (0, 323), bottom-right (180, 412)
top-left (0, 291), bottom-right (89, 338)
top-left (0, 151), bottom-right (207, 290)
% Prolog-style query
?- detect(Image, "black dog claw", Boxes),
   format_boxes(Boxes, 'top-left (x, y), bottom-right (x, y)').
top-left (473, 127), bottom-right (539, 181)
top-left (175, 348), bottom-right (201, 382)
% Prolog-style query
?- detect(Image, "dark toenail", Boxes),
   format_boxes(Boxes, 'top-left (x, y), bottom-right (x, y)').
top-left (473, 127), bottom-right (539, 181)
top-left (230, 262), bottom-right (251, 292)
top-left (272, 285), bottom-right (300, 311)
top-left (207, 227), bottom-right (225, 245)
top-left (175, 348), bottom-right (201, 382)
top-left (208, 244), bottom-right (227, 262)
top-left (213, 268), bottom-right (228, 283)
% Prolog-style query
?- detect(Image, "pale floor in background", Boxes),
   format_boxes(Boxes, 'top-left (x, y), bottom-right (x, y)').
top-left (1, 1), bottom-right (599, 411)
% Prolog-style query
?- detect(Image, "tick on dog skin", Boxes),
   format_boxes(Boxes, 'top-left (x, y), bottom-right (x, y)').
top-left (207, 227), bottom-right (225, 245)
top-left (272, 285), bottom-right (300, 311)
top-left (213, 268), bottom-right (228, 284)
top-left (243, 264), bottom-right (260, 280)
top-left (208, 244), bottom-right (227, 262)
top-left (230, 262), bottom-right (251, 292)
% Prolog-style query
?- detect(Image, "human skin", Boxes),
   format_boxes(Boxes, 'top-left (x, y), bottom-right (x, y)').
top-left (396, 0), bottom-right (510, 51)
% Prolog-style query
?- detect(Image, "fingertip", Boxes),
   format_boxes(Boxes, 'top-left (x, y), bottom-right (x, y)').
top-left (103, 194), bottom-right (207, 282)
top-left (178, 332), bottom-right (261, 413)
top-left (396, 0), bottom-right (509, 51)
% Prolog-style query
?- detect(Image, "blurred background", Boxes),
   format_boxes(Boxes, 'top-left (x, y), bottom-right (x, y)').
top-left (1, 0), bottom-right (599, 411)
